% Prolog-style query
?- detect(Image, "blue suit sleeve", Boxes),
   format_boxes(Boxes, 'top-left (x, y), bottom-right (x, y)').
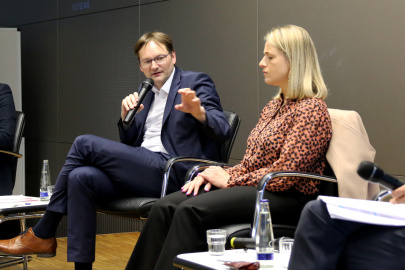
top-left (117, 118), bottom-right (141, 145)
top-left (0, 84), bottom-right (16, 150)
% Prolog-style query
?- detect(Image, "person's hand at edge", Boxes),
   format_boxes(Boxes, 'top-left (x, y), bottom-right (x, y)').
top-left (390, 185), bottom-right (405, 204)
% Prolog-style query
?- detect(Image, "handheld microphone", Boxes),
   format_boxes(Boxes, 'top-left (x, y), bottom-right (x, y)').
top-left (357, 161), bottom-right (405, 190)
top-left (123, 78), bottom-right (154, 125)
top-left (230, 237), bottom-right (256, 249)
top-left (230, 237), bottom-right (288, 250)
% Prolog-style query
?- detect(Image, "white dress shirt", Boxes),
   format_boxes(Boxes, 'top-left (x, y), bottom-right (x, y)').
top-left (140, 69), bottom-right (175, 154)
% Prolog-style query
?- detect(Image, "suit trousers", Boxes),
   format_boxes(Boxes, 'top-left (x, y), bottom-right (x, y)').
top-left (125, 186), bottom-right (317, 270)
top-left (0, 155), bottom-right (14, 195)
top-left (0, 155), bottom-right (20, 240)
top-left (46, 134), bottom-right (179, 262)
top-left (289, 200), bottom-right (405, 270)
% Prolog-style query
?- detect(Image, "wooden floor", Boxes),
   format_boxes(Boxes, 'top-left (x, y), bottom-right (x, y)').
top-left (0, 232), bottom-right (140, 270)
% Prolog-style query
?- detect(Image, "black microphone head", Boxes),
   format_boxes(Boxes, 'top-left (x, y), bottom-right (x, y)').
top-left (144, 78), bottom-right (154, 87)
top-left (357, 161), bottom-right (375, 179)
top-left (357, 161), bottom-right (384, 183)
top-left (138, 78), bottom-right (154, 96)
top-left (137, 78), bottom-right (154, 98)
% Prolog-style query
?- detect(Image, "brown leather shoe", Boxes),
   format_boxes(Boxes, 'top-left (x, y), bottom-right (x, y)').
top-left (0, 227), bottom-right (56, 257)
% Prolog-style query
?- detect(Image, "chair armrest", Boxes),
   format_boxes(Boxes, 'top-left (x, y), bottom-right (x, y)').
top-left (256, 171), bottom-right (337, 192)
top-left (163, 157), bottom-right (227, 173)
top-left (251, 171), bottom-right (337, 238)
top-left (0, 149), bottom-right (22, 158)
top-left (161, 157), bottom-right (227, 198)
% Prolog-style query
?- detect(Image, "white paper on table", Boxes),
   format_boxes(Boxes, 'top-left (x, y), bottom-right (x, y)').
top-left (318, 195), bottom-right (405, 226)
top-left (0, 195), bottom-right (48, 209)
top-left (219, 249), bottom-right (257, 262)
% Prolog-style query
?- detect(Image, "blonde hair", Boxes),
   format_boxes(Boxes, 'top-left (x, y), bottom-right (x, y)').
top-left (265, 25), bottom-right (327, 100)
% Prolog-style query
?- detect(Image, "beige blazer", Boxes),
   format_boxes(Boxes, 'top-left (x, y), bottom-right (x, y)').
top-left (326, 109), bottom-right (380, 200)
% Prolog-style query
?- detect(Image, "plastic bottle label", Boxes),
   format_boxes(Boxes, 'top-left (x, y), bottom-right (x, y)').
top-left (40, 191), bottom-right (49, 197)
top-left (257, 253), bottom-right (274, 260)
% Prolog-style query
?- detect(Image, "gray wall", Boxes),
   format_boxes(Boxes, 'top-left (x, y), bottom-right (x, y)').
top-left (0, 0), bottom-right (404, 197)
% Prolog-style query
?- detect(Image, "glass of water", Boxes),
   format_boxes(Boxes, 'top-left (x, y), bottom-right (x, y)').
top-left (279, 237), bottom-right (294, 268)
top-left (206, 229), bottom-right (226, 256)
top-left (47, 185), bottom-right (55, 198)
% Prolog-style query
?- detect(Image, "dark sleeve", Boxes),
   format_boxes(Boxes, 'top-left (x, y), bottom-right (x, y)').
top-left (117, 117), bottom-right (141, 145)
top-left (0, 84), bottom-right (16, 150)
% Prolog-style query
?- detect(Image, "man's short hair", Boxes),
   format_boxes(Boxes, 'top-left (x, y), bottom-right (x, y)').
top-left (134, 32), bottom-right (174, 61)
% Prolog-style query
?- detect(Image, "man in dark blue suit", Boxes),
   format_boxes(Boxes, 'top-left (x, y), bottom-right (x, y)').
top-left (0, 83), bottom-right (16, 195)
top-left (289, 193), bottom-right (405, 270)
top-left (0, 32), bottom-right (230, 270)
top-left (0, 83), bottom-right (21, 240)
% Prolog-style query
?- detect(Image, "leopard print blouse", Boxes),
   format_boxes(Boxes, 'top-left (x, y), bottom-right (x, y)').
top-left (225, 97), bottom-right (332, 195)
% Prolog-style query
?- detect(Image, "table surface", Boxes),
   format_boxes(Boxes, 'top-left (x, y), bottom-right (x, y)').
top-left (173, 249), bottom-right (289, 270)
top-left (0, 195), bottom-right (48, 215)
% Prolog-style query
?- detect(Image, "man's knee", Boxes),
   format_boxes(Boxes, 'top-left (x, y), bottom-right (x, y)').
top-left (68, 167), bottom-right (95, 189)
top-left (73, 134), bottom-right (96, 147)
top-left (70, 134), bottom-right (92, 155)
top-left (305, 200), bottom-right (326, 216)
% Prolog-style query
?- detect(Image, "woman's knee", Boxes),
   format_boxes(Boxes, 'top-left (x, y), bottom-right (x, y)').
top-left (153, 196), bottom-right (180, 214)
top-left (150, 192), bottom-right (189, 219)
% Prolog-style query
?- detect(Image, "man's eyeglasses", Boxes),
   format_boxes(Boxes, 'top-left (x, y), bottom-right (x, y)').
top-left (139, 53), bottom-right (170, 68)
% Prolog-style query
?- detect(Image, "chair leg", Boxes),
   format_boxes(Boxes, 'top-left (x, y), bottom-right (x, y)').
top-left (22, 255), bottom-right (28, 270)
top-left (0, 255), bottom-right (30, 269)
top-left (21, 218), bottom-right (29, 269)
top-left (20, 218), bottom-right (26, 231)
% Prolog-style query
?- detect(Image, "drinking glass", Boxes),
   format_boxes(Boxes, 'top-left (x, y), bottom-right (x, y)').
top-left (279, 238), bottom-right (294, 268)
top-left (206, 229), bottom-right (226, 256)
top-left (47, 185), bottom-right (55, 198)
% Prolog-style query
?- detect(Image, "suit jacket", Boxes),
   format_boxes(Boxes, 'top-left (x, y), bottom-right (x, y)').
top-left (118, 66), bottom-right (231, 161)
top-left (326, 109), bottom-right (380, 200)
top-left (0, 83), bottom-right (17, 195)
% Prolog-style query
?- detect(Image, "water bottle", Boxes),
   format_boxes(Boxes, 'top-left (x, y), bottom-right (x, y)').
top-left (256, 199), bottom-right (275, 268)
top-left (39, 160), bottom-right (51, 201)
